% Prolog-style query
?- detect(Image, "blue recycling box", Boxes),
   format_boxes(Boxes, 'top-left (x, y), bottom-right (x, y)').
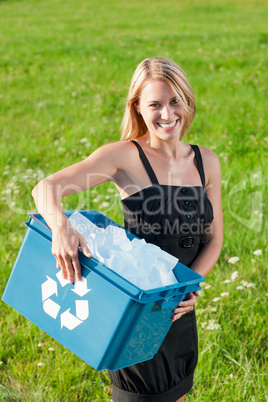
top-left (2, 210), bottom-right (205, 371)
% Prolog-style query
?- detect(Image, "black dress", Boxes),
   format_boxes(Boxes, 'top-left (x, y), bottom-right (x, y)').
top-left (108, 141), bottom-right (214, 402)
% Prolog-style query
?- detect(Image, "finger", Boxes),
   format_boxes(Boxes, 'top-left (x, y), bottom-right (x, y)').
top-left (178, 293), bottom-right (196, 307)
top-left (173, 305), bottom-right (194, 315)
top-left (172, 312), bottom-right (186, 323)
top-left (79, 237), bottom-right (92, 258)
top-left (53, 251), bottom-right (61, 270)
top-left (57, 255), bottom-right (68, 280)
top-left (62, 255), bottom-right (75, 284)
top-left (72, 255), bottom-right (82, 282)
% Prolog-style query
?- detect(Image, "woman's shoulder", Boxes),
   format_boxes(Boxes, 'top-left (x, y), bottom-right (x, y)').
top-left (195, 144), bottom-right (220, 165)
top-left (195, 145), bottom-right (221, 184)
top-left (97, 140), bottom-right (136, 158)
top-left (100, 139), bottom-right (134, 151)
top-left (91, 140), bottom-right (137, 168)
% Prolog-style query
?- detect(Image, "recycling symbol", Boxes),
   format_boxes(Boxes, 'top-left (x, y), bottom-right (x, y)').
top-left (41, 271), bottom-right (91, 330)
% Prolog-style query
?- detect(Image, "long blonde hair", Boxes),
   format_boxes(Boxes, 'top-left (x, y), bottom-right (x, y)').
top-left (120, 57), bottom-right (196, 141)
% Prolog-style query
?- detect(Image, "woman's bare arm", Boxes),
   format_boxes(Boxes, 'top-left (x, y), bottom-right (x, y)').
top-left (31, 142), bottom-right (126, 283)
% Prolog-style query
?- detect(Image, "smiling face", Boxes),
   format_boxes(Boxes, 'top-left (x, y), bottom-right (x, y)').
top-left (135, 79), bottom-right (185, 142)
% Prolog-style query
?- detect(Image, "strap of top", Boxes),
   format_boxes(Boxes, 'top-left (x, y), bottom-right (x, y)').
top-left (131, 141), bottom-right (159, 185)
top-left (131, 141), bottom-right (205, 187)
top-left (190, 144), bottom-right (206, 188)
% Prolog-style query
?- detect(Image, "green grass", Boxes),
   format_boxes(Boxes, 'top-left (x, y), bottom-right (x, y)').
top-left (0, 0), bottom-right (267, 400)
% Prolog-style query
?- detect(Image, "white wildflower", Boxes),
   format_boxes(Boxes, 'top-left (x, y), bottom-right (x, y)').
top-left (100, 202), bottom-right (110, 208)
top-left (221, 292), bottom-right (229, 297)
top-left (253, 249), bottom-right (262, 256)
top-left (57, 147), bottom-right (66, 153)
top-left (231, 271), bottom-right (239, 281)
top-left (211, 307), bottom-right (217, 312)
top-left (80, 138), bottom-right (89, 143)
top-left (228, 257), bottom-right (240, 264)
top-left (241, 280), bottom-right (248, 287)
top-left (223, 279), bottom-right (231, 283)
top-left (48, 347), bottom-right (55, 352)
top-left (230, 373), bottom-right (234, 379)
top-left (196, 308), bottom-right (206, 315)
top-left (246, 283), bottom-right (256, 288)
top-left (213, 297), bottom-right (221, 302)
top-left (236, 286), bottom-right (245, 290)
top-left (201, 322), bottom-right (207, 328)
top-left (37, 362), bottom-right (44, 367)
top-left (37, 342), bottom-right (44, 347)
top-left (0, 361), bottom-right (3, 365)
top-left (204, 284), bottom-right (211, 289)
top-left (207, 320), bottom-right (221, 330)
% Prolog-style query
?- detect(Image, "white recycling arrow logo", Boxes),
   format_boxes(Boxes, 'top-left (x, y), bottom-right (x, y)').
top-left (41, 271), bottom-right (91, 330)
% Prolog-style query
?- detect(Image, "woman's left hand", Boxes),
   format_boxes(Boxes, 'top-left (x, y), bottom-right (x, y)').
top-left (172, 291), bottom-right (199, 323)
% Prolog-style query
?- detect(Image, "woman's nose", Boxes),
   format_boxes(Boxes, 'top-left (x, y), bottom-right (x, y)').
top-left (161, 105), bottom-right (172, 120)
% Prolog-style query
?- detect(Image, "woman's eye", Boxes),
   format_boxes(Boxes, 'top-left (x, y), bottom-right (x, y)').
top-left (150, 103), bottom-right (160, 108)
top-left (171, 99), bottom-right (179, 105)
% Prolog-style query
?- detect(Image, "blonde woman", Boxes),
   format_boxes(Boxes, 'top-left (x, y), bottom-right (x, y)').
top-left (32, 57), bottom-right (223, 401)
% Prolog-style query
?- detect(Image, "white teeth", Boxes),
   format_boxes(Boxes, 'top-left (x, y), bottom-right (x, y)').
top-left (158, 120), bottom-right (177, 128)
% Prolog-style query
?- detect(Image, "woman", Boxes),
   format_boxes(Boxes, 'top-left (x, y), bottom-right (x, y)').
top-left (32, 57), bottom-right (223, 401)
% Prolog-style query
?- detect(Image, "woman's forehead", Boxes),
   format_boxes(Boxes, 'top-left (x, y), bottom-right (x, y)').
top-left (140, 79), bottom-right (176, 100)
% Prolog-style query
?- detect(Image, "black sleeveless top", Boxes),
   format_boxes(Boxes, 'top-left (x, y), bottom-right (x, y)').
top-left (121, 141), bottom-right (214, 267)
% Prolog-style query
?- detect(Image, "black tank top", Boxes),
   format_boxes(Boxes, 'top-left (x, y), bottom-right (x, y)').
top-left (120, 141), bottom-right (214, 267)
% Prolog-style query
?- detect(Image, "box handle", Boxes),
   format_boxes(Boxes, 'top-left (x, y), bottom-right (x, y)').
top-left (156, 293), bottom-right (188, 309)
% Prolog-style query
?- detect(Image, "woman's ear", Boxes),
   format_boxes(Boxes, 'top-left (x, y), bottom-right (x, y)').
top-left (134, 102), bottom-right (140, 114)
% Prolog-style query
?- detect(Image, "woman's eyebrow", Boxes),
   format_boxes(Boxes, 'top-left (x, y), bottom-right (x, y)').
top-left (146, 96), bottom-right (177, 103)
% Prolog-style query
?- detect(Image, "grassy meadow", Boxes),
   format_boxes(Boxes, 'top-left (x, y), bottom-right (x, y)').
top-left (0, 0), bottom-right (267, 400)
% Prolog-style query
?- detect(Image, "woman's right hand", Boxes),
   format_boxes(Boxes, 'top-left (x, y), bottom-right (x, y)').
top-left (51, 221), bottom-right (92, 284)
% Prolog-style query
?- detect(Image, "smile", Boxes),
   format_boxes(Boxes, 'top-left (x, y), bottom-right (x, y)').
top-left (157, 119), bottom-right (179, 129)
